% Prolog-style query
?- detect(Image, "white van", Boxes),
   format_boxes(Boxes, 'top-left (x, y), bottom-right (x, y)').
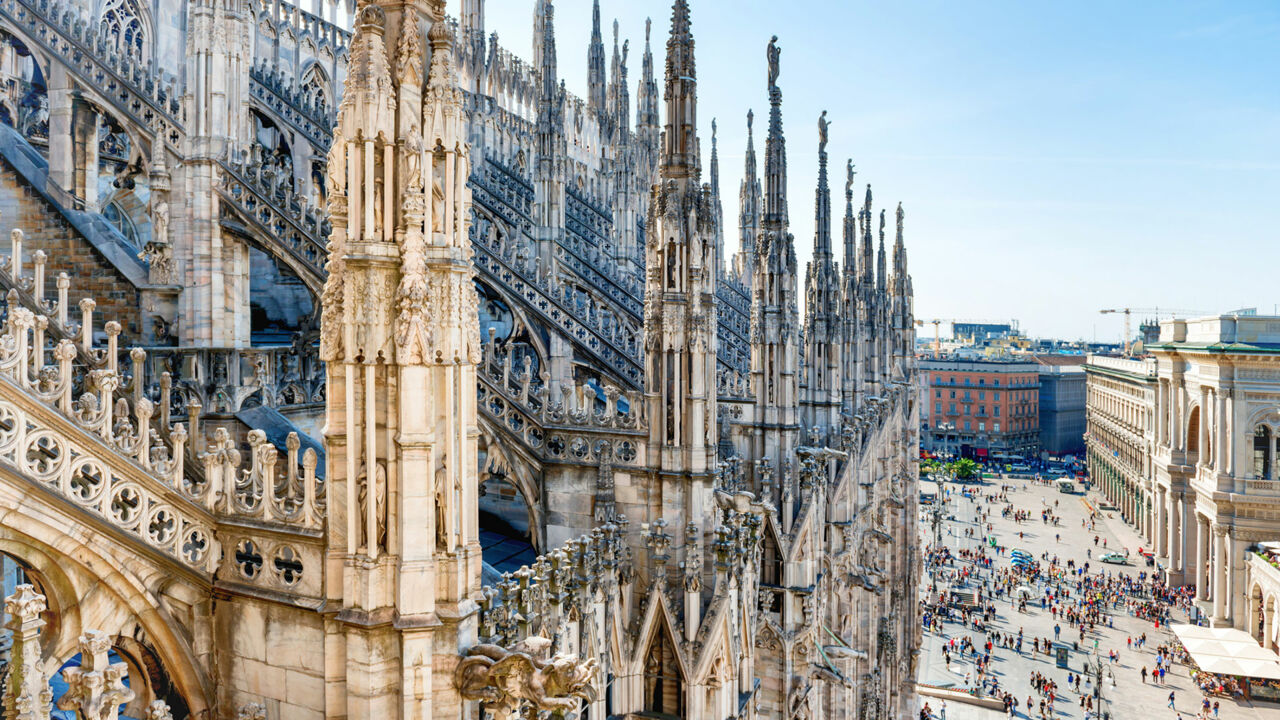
top-left (1054, 478), bottom-right (1076, 494)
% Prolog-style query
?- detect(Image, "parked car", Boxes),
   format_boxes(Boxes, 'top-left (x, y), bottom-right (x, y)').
top-left (1099, 552), bottom-right (1129, 565)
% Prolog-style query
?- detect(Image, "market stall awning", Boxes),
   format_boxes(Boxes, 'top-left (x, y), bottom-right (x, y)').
top-left (1171, 624), bottom-right (1280, 680)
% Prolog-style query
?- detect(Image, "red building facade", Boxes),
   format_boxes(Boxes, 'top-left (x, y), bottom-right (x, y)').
top-left (921, 357), bottom-right (1041, 458)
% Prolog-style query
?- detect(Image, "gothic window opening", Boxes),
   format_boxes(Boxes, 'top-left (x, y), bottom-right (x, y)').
top-left (300, 63), bottom-right (331, 117)
top-left (99, 0), bottom-right (148, 65)
top-left (102, 201), bottom-right (139, 248)
top-left (642, 625), bottom-right (685, 717)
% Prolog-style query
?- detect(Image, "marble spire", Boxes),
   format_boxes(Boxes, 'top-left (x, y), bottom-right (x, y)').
top-left (587, 0), bottom-right (606, 115)
top-left (762, 35), bottom-right (788, 229)
top-left (661, 0), bottom-right (697, 177)
top-left (735, 109), bottom-right (761, 285)
top-left (636, 18), bottom-right (659, 141)
top-left (843, 160), bottom-right (857, 277)
top-left (813, 110), bottom-right (831, 260)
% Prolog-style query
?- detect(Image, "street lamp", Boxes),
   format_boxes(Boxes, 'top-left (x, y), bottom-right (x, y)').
top-left (1090, 649), bottom-right (1112, 720)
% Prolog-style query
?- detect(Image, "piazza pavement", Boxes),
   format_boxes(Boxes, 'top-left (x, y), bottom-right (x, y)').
top-left (915, 473), bottom-right (1280, 720)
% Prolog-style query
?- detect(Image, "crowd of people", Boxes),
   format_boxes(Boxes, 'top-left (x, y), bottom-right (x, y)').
top-left (916, 470), bottom-right (1236, 719)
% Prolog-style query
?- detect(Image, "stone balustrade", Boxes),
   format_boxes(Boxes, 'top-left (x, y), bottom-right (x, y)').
top-left (0, 219), bottom-right (328, 575)
top-left (0, 0), bottom-right (184, 145)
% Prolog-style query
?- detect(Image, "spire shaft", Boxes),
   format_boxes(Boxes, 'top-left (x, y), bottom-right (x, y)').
top-left (661, 0), bottom-right (697, 176)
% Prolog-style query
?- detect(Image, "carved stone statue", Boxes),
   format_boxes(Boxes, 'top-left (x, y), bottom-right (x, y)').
top-left (767, 36), bottom-right (780, 89)
top-left (818, 110), bottom-right (829, 154)
top-left (455, 643), bottom-right (598, 720)
top-left (434, 454), bottom-right (449, 549)
top-left (356, 461), bottom-right (387, 552)
top-left (404, 124), bottom-right (424, 192)
top-left (787, 675), bottom-right (811, 720)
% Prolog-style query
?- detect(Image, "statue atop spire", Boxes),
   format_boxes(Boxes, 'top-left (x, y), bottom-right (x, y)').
top-left (767, 35), bottom-right (781, 91)
top-left (813, 110), bottom-right (832, 259)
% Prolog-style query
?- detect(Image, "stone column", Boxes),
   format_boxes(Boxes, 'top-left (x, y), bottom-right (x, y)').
top-left (1212, 524), bottom-right (1227, 622)
top-left (1195, 516), bottom-right (1209, 601)
top-left (1157, 488), bottom-right (1169, 559)
top-left (1155, 487), bottom-right (1167, 557)
top-left (1266, 601), bottom-right (1276, 651)
top-left (1270, 434), bottom-right (1277, 481)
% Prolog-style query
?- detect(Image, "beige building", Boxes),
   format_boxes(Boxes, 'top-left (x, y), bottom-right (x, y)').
top-left (0, 0), bottom-right (921, 717)
top-left (1089, 316), bottom-right (1280, 639)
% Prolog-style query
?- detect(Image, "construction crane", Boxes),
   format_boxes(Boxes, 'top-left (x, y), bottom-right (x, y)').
top-left (1098, 307), bottom-right (1210, 356)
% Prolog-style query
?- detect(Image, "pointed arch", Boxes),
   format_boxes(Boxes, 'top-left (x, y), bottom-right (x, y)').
top-left (299, 60), bottom-right (333, 117)
top-left (97, 0), bottom-right (152, 65)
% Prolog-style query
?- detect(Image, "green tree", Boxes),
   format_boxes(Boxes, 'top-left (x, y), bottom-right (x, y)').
top-left (952, 458), bottom-right (979, 480)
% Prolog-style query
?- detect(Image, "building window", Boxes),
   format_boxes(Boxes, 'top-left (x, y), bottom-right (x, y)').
top-left (935, 402), bottom-right (942, 414)
top-left (994, 406), bottom-right (1000, 417)
top-left (979, 391), bottom-right (985, 400)
top-left (949, 403), bottom-right (956, 414)
top-left (994, 392), bottom-right (1000, 400)
top-left (964, 405), bottom-right (971, 416)
top-left (964, 421), bottom-right (971, 431)
top-left (994, 379), bottom-right (1001, 387)
top-left (964, 391), bottom-right (971, 401)
top-left (979, 379), bottom-right (985, 386)
top-left (965, 378), bottom-right (972, 386)
top-left (950, 391), bottom-right (956, 399)
top-left (1255, 426), bottom-right (1272, 480)
top-left (994, 422), bottom-right (1001, 432)
top-left (935, 390), bottom-right (941, 398)
top-left (979, 422), bottom-right (986, 432)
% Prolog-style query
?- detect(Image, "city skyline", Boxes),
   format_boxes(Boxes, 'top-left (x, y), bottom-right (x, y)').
top-left (487, 0), bottom-right (1280, 341)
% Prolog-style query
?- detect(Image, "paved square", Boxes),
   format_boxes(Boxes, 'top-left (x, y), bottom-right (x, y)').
top-left (915, 474), bottom-right (1280, 720)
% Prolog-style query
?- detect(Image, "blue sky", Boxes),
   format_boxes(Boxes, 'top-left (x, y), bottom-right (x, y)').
top-left (480, 0), bottom-right (1280, 342)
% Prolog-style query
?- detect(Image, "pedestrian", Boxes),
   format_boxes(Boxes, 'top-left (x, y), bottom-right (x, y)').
top-left (1168, 691), bottom-right (1176, 709)
top-left (940, 700), bottom-right (947, 720)
top-left (1213, 700), bottom-right (1220, 718)
top-left (1142, 666), bottom-right (1148, 683)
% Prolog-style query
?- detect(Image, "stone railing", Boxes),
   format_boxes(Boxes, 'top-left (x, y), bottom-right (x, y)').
top-left (250, 0), bottom-right (350, 58)
top-left (471, 225), bottom-right (642, 389)
top-left (215, 152), bottom-right (329, 286)
top-left (142, 341), bottom-right (324, 418)
top-left (0, 0), bottom-right (184, 145)
top-left (249, 60), bottom-right (335, 150)
top-left (0, 221), bottom-right (327, 576)
top-left (477, 338), bottom-right (643, 467)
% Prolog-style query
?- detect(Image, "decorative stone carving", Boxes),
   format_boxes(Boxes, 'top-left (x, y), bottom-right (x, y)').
top-left (56, 630), bottom-right (135, 720)
top-left (4, 584), bottom-right (51, 720)
top-left (455, 643), bottom-right (598, 719)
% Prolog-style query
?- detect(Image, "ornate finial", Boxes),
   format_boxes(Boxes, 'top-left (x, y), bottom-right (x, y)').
top-left (879, 208), bottom-right (886, 238)
top-left (747, 108), bottom-right (754, 135)
top-left (712, 118), bottom-right (717, 144)
top-left (646, 17), bottom-right (651, 43)
top-left (896, 202), bottom-right (904, 237)
top-left (846, 160), bottom-right (856, 199)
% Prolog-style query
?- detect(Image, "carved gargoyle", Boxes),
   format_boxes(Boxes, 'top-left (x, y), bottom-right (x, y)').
top-left (455, 642), bottom-right (598, 719)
